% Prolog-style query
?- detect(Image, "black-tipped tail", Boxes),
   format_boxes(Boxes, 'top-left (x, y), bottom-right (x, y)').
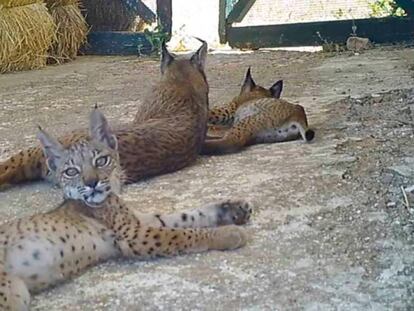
top-left (305, 129), bottom-right (315, 142)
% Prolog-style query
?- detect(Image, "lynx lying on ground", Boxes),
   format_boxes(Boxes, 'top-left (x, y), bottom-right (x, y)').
top-left (208, 67), bottom-right (283, 129)
top-left (202, 68), bottom-right (315, 155)
top-left (0, 109), bottom-right (252, 311)
top-left (0, 40), bottom-right (209, 189)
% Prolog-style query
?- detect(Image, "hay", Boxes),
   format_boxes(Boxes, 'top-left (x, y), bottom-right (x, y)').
top-left (0, 0), bottom-right (38, 8)
top-left (0, 2), bottom-right (56, 73)
top-left (47, 2), bottom-right (88, 63)
top-left (81, 0), bottom-right (136, 31)
top-left (44, 0), bottom-right (78, 8)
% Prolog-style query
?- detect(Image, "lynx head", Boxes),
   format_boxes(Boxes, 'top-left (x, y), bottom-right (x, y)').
top-left (37, 109), bottom-right (121, 207)
top-left (160, 38), bottom-right (209, 95)
top-left (232, 67), bottom-right (283, 105)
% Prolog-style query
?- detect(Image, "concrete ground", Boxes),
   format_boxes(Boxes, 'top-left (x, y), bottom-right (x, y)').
top-left (0, 46), bottom-right (413, 310)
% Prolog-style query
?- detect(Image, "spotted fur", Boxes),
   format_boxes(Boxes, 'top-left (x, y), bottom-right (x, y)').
top-left (0, 110), bottom-right (252, 311)
top-left (208, 67), bottom-right (283, 128)
top-left (0, 40), bottom-right (209, 189)
top-left (202, 68), bottom-right (314, 155)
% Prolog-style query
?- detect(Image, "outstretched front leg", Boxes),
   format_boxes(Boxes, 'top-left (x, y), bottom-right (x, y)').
top-left (116, 224), bottom-right (247, 258)
top-left (207, 102), bottom-right (239, 139)
top-left (206, 125), bottom-right (229, 140)
top-left (136, 200), bottom-right (253, 229)
top-left (208, 102), bottom-right (239, 127)
top-left (0, 266), bottom-right (31, 311)
top-left (202, 117), bottom-right (258, 155)
top-left (91, 196), bottom-right (248, 259)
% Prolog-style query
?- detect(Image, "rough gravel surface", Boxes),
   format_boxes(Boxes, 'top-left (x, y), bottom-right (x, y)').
top-left (0, 46), bottom-right (413, 310)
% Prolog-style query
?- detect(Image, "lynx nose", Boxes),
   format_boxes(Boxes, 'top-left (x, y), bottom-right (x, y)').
top-left (85, 178), bottom-right (98, 188)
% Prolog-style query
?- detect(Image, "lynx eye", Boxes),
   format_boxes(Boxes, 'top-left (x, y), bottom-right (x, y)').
top-left (95, 155), bottom-right (110, 168)
top-left (64, 167), bottom-right (79, 177)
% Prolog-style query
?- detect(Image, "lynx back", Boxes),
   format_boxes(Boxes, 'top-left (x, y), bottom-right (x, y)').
top-left (0, 40), bottom-right (210, 189)
top-left (202, 68), bottom-right (314, 155)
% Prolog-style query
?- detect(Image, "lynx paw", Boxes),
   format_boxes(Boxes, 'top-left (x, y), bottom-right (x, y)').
top-left (210, 225), bottom-right (247, 250)
top-left (215, 200), bottom-right (253, 226)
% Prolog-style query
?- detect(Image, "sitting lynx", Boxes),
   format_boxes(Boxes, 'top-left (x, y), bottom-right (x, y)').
top-left (0, 40), bottom-right (209, 189)
top-left (202, 68), bottom-right (315, 155)
top-left (0, 109), bottom-right (252, 311)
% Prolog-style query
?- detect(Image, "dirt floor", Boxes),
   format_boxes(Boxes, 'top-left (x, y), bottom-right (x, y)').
top-left (0, 46), bottom-right (413, 310)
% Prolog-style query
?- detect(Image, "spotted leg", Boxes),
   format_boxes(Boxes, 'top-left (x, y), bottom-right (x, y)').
top-left (136, 200), bottom-right (253, 229)
top-left (201, 117), bottom-right (258, 155)
top-left (0, 266), bottom-right (31, 311)
top-left (115, 224), bottom-right (247, 258)
top-left (90, 197), bottom-right (248, 259)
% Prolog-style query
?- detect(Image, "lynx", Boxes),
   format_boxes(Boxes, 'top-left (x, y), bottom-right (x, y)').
top-left (0, 40), bottom-right (209, 189)
top-left (0, 109), bottom-right (252, 311)
top-left (208, 67), bottom-right (283, 129)
top-left (202, 68), bottom-right (314, 155)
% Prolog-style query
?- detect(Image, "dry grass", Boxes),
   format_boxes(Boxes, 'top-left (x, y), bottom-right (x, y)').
top-left (0, 0), bottom-right (39, 8)
top-left (47, 2), bottom-right (88, 63)
top-left (44, 0), bottom-right (78, 8)
top-left (0, 2), bottom-right (56, 73)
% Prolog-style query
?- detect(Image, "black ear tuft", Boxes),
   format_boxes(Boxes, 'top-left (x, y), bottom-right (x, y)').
top-left (89, 109), bottom-right (118, 150)
top-left (37, 127), bottom-right (64, 172)
top-left (190, 38), bottom-right (208, 71)
top-left (270, 80), bottom-right (283, 98)
top-left (160, 40), bottom-right (174, 74)
top-left (240, 67), bottom-right (256, 94)
top-left (305, 129), bottom-right (315, 142)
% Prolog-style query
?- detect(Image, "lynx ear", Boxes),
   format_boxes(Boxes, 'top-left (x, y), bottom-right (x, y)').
top-left (190, 38), bottom-right (208, 71)
top-left (269, 80), bottom-right (283, 98)
top-left (37, 126), bottom-right (64, 172)
top-left (240, 67), bottom-right (256, 94)
top-left (89, 109), bottom-right (118, 150)
top-left (160, 40), bottom-right (174, 74)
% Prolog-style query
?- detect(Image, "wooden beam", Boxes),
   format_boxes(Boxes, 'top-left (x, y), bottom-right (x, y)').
top-left (122, 0), bottom-right (156, 23)
top-left (227, 0), bottom-right (256, 24)
top-left (227, 17), bottom-right (414, 48)
top-left (81, 31), bottom-right (153, 55)
top-left (156, 0), bottom-right (172, 37)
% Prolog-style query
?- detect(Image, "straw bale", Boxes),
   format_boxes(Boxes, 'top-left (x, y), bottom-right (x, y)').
top-left (0, 2), bottom-right (56, 73)
top-left (0, 0), bottom-right (40, 9)
top-left (48, 2), bottom-right (88, 63)
top-left (44, 0), bottom-right (79, 8)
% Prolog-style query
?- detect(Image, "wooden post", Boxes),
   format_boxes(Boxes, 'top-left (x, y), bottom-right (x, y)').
top-left (227, 0), bottom-right (256, 24)
top-left (219, 0), bottom-right (227, 43)
top-left (123, 0), bottom-right (156, 23)
top-left (156, 0), bottom-right (172, 39)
